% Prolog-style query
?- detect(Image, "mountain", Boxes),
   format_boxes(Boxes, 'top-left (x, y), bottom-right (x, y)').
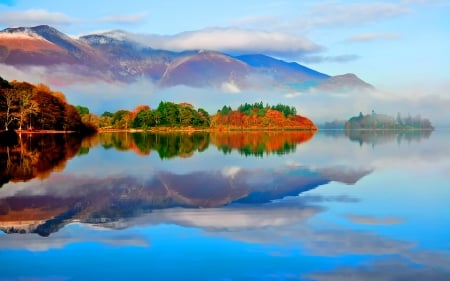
top-left (0, 25), bottom-right (373, 90)
top-left (0, 25), bottom-right (105, 67)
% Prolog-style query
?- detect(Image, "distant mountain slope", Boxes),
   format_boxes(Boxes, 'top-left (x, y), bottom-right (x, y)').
top-left (159, 50), bottom-right (249, 88)
top-left (0, 25), bottom-right (106, 67)
top-left (0, 25), bottom-right (373, 90)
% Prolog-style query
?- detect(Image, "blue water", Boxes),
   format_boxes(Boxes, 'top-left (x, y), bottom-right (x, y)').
top-left (0, 130), bottom-right (449, 281)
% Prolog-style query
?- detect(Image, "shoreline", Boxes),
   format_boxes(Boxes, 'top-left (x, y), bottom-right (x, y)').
top-left (2, 127), bottom-right (439, 135)
top-left (97, 126), bottom-right (318, 133)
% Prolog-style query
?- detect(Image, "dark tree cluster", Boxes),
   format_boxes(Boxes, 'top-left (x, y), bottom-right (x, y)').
top-left (0, 77), bottom-right (93, 133)
top-left (234, 102), bottom-right (297, 117)
top-left (132, 101), bottom-right (210, 129)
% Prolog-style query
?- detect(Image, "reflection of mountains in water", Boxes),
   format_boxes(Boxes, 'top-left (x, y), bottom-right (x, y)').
top-left (323, 130), bottom-right (432, 146)
top-left (0, 133), bottom-right (83, 188)
top-left (0, 165), bottom-right (371, 236)
top-left (93, 131), bottom-right (315, 158)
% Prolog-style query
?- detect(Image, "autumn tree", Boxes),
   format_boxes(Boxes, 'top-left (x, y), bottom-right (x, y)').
top-left (112, 110), bottom-right (132, 129)
top-left (0, 88), bottom-right (18, 130)
top-left (17, 88), bottom-right (39, 130)
top-left (0, 78), bottom-right (90, 133)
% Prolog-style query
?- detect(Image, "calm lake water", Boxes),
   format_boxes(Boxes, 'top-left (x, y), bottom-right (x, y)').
top-left (0, 130), bottom-right (449, 281)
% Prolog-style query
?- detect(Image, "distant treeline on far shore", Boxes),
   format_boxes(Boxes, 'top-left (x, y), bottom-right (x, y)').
top-left (321, 111), bottom-right (433, 131)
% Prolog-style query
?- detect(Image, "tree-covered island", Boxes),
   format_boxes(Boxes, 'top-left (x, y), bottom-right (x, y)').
top-left (345, 111), bottom-right (433, 130)
top-left (1, 77), bottom-right (317, 133)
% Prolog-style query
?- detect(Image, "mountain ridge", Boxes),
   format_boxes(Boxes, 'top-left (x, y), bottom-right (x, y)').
top-left (0, 25), bottom-right (373, 90)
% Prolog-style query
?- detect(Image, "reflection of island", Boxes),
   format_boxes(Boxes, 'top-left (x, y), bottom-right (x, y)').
top-left (322, 129), bottom-right (432, 147)
top-left (346, 130), bottom-right (432, 147)
top-left (210, 131), bottom-right (315, 156)
top-left (0, 166), bottom-right (371, 236)
top-left (91, 131), bottom-right (315, 158)
top-left (0, 133), bottom-right (83, 187)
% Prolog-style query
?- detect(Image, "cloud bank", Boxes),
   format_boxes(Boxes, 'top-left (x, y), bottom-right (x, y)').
top-left (348, 33), bottom-right (401, 42)
top-left (306, 2), bottom-right (410, 27)
top-left (0, 9), bottom-right (75, 27)
top-left (98, 12), bottom-right (148, 24)
top-left (103, 27), bottom-right (322, 57)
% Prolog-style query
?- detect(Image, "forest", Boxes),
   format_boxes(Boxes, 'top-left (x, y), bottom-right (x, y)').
top-left (78, 102), bottom-right (317, 131)
top-left (1, 78), bottom-right (316, 132)
top-left (0, 76), bottom-right (95, 133)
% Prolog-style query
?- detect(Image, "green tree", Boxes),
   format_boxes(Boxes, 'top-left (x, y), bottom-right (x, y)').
top-left (75, 105), bottom-right (90, 116)
top-left (133, 109), bottom-right (155, 128)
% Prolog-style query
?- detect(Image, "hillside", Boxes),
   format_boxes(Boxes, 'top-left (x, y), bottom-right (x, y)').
top-left (0, 25), bottom-right (372, 91)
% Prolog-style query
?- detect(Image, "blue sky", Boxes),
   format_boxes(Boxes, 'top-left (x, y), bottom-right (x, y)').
top-left (1, 0), bottom-right (449, 87)
top-left (1, 0), bottom-right (449, 124)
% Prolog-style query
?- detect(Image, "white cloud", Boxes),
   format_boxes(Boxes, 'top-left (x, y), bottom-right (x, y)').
top-left (109, 28), bottom-right (321, 57)
top-left (306, 2), bottom-right (410, 27)
top-left (299, 54), bottom-right (360, 64)
top-left (98, 12), bottom-right (147, 24)
top-left (0, 9), bottom-right (75, 27)
top-left (221, 80), bottom-right (241, 93)
top-left (284, 91), bottom-right (303, 98)
top-left (348, 33), bottom-right (401, 42)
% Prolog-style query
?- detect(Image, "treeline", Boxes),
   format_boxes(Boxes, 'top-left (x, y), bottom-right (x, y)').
top-left (84, 131), bottom-right (315, 159)
top-left (213, 102), bottom-right (315, 129)
top-left (78, 101), bottom-right (317, 131)
top-left (345, 111), bottom-right (433, 130)
top-left (0, 76), bottom-right (94, 133)
top-left (75, 102), bottom-right (210, 130)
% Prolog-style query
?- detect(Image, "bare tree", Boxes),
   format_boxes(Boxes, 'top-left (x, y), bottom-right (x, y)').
top-left (16, 89), bottom-right (39, 130)
top-left (1, 89), bottom-right (18, 131)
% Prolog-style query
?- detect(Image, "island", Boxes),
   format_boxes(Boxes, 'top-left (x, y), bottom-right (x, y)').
top-left (345, 111), bottom-right (433, 131)
top-left (1, 76), bottom-right (317, 134)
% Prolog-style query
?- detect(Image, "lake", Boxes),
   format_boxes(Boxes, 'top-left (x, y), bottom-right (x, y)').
top-left (0, 130), bottom-right (449, 281)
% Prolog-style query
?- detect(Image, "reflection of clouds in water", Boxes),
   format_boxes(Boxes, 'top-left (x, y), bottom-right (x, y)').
top-left (210, 222), bottom-right (413, 256)
top-left (221, 166), bottom-right (241, 179)
top-left (306, 258), bottom-right (450, 281)
top-left (345, 214), bottom-right (405, 225)
top-left (406, 249), bottom-right (450, 270)
top-left (0, 224), bottom-right (148, 251)
top-left (94, 197), bottom-right (410, 256)
top-left (299, 131), bottom-right (450, 178)
top-left (100, 202), bottom-right (323, 231)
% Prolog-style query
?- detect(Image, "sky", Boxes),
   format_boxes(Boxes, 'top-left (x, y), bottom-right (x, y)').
top-left (0, 0), bottom-right (449, 124)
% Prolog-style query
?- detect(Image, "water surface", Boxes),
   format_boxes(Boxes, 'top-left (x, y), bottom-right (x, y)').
top-left (0, 130), bottom-right (449, 280)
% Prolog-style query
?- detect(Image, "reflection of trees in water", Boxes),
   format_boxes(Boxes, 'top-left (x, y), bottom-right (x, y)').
top-left (90, 131), bottom-right (315, 158)
top-left (322, 130), bottom-right (432, 147)
top-left (210, 131), bottom-right (315, 156)
top-left (0, 133), bottom-right (82, 187)
top-left (345, 130), bottom-right (432, 147)
top-left (93, 132), bottom-right (210, 159)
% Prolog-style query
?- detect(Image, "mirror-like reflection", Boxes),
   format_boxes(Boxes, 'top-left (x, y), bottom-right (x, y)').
top-left (323, 129), bottom-right (432, 147)
top-left (0, 133), bottom-right (82, 187)
top-left (0, 130), bottom-right (449, 281)
top-left (87, 130), bottom-right (316, 158)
